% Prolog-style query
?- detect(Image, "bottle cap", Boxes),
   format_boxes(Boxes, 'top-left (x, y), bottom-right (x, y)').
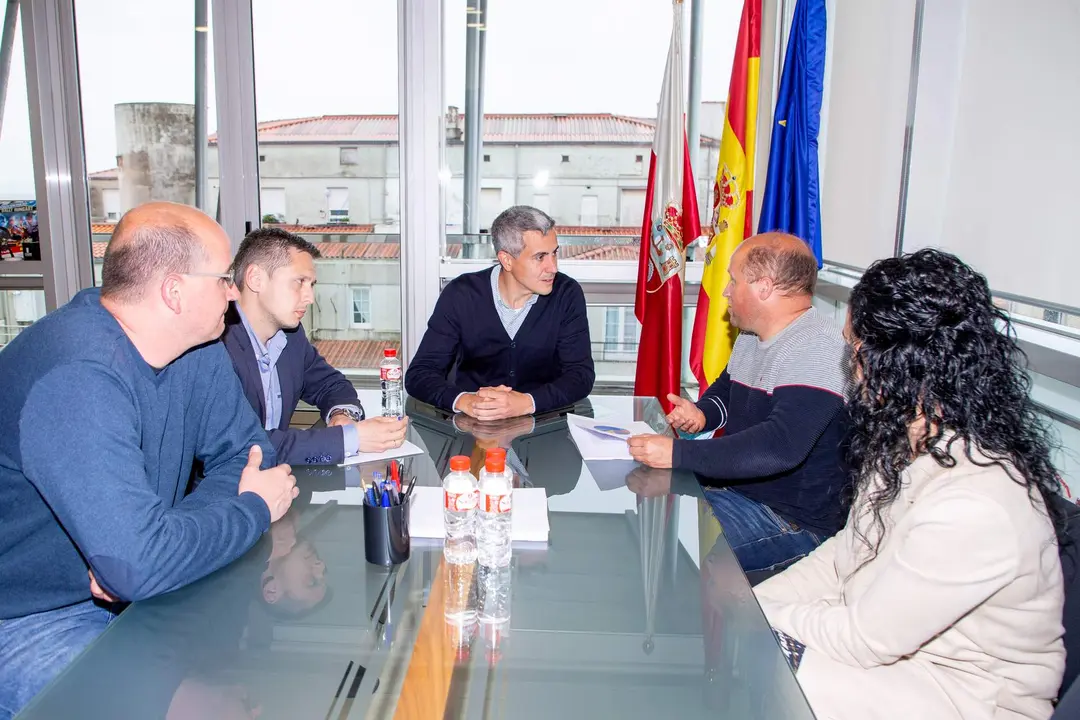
top-left (449, 455), bottom-right (471, 472)
top-left (384, 348), bottom-right (398, 358)
top-left (484, 448), bottom-right (506, 473)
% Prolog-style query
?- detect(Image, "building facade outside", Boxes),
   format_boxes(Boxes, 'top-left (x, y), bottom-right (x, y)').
top-left (74, 104), bottom-right (725, 381)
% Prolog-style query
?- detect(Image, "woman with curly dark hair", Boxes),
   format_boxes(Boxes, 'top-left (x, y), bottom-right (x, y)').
top-left (755, 249), bottom-right (1066, 719)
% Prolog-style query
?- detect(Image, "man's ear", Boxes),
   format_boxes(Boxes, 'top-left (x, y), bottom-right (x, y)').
top-left (496, 251), bottom-right (512, 272)
top-left (245, 264), bottom-right (266, 293)
top-left (161, 274), bottom-right (183, 315)
top-left (755, 276), bottom-right (775, 302)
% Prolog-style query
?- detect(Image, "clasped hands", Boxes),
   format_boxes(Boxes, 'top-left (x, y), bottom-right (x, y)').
top-left (455, 385), bottom-right (533, 421)
top-left (627, 393), bottom-right (707, 469)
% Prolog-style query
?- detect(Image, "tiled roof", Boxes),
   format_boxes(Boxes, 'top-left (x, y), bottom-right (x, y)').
top-left (313, 339), bottom-right (400, 369)
top-left (89, 168), bottom-right (118, 180)
top-left (206, 113), bottom-right (719, 146)
top-left (312, 242), bottom-right (401, 259)
top-left (558, 226), bottom-right (640, 236)
top-left (570, 244), bottom-right (641, 261)
top-left (266, 223), bottom-right (376, 234)
top-left (90, 222), bottom-right (376, 236)
top-left (92, 239), bottom-right (642, 262)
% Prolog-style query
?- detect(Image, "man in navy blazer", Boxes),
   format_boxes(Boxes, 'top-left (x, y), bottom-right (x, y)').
top-left (405, 206), bottom-right (595, 419)
top-left (223, 228), bottom-right (408, 465)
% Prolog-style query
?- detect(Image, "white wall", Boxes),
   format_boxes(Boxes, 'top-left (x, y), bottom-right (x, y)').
top-left (819, 0), bottom-right (1080, 309)
top-left (818, 0), bottom-right (917, 268)
top-left (903, 0), bottom-right (1080, 308)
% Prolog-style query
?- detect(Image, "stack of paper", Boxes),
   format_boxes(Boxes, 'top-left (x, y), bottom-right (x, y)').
top-left (408, 486), bottom-right (550, 543)
top-left (565, 413), bottom-right (655, 461)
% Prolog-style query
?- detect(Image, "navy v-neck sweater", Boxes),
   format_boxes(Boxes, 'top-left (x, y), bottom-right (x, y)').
top-left (404, 267), bottom-right (595, 413)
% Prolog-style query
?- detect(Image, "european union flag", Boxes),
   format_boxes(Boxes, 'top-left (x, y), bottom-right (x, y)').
top-left (757, 0), bottom-right (827, 266)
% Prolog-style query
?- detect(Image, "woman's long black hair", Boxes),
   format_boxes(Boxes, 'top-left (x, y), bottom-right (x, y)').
top-left (846, 248), bottom-right (1065, 558)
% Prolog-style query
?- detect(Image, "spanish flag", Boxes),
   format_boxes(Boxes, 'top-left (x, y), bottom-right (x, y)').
top-left (689, 0), bottom-right (761, 391)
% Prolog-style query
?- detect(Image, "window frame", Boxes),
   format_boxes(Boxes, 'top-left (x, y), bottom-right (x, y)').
top-left (350, 284), bottom-right (373, 328)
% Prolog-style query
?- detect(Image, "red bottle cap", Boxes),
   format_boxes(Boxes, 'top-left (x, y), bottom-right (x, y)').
top-left (484, 448), bottom-right (506, 473)
top-left (449, 455), bottom-right (471, 472)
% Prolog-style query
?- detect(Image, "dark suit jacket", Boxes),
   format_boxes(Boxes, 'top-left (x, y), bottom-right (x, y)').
top-left (403, 267), bottom-right (595, 412)
top-left (222, 304), bottom-right (364, 465)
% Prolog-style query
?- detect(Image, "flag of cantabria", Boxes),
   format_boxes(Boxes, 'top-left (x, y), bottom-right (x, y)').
top-left (633, 0), bottom-right (701, 413)
top-left (689, 0), bottom-right (761, 392)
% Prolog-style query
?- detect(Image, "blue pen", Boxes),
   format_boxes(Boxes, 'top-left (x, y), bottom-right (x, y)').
top-left (380, 482), bottom-right (392, 507)
top-left (365, 486), bottom-right (377, 506)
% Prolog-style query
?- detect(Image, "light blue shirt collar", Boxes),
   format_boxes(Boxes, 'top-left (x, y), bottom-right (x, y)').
top-left (235, 303), bottom-right (287, 370)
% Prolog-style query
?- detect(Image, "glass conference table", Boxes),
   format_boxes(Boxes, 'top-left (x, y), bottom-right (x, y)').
top-left (19, 396), bottom-right (814, 720)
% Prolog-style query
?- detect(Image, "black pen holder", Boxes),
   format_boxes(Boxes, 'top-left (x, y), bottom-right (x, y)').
top-left (363, 496), bottom-right (411, 566)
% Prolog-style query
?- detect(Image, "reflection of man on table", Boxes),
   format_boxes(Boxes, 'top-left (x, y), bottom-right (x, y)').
top-left (404, 205), bottom-right (595, 420)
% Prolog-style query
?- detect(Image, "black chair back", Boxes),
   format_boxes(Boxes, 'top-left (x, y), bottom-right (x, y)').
top-left (1054, 493), bottom-right (1080, 705)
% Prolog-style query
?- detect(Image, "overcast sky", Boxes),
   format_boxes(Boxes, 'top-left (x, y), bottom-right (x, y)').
top-left (0, 0), bottom-right (741, 197)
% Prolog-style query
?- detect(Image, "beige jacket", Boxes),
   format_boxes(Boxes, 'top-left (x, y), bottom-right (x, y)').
top-left (756, 443), bottom-right (1065, 720)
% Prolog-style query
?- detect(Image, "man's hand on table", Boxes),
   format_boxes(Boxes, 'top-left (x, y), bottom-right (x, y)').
top-left (665, 393), bottom-right (706, 434)
top-left (456, 385), bottom-right (533, 421)
top-left (628, 434), bottom-right (674, 469)
top-left (355, 416), bottom-right (409, 453)
top-left (239, 445), bottom-right (298, 523)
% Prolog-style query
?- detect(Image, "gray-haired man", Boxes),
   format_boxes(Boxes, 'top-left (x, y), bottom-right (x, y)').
top-left (404, 205), bottom-right (595, 420)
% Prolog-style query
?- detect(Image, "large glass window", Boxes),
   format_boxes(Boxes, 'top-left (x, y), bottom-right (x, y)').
top-left (253, 0), bottom-right (400, 379)
top-left (0, 8), bottom-right (41, 274)
top-left (76, 0), bottom-right (218, 286)
top-left (0, 290), bottom-right (46, 347)
top-left (440, 0), bottom-right (739, 387)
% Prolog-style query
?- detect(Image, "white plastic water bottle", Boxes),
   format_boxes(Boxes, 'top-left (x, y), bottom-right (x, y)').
top-left (380, 348), bottom-right (403, 418)
top-left (477, 448), bottom-right (512, 567)
top-left (443, 455), bottom-right (478, 563)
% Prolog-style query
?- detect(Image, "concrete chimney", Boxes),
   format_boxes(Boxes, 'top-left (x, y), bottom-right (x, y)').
top-left (115, 103), bottom-right (196, 213)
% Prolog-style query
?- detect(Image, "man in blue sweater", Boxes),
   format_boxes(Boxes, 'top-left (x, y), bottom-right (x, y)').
top-left (405, 205), bottom-right (595, 419)
top-left (629, 233), bottom-right (849, 573)
top-left (0, 202), bottom-right (298, 720)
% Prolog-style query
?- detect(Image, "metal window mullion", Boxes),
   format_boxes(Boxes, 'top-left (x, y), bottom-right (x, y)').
top-left (398, 0), bottom-right (444, 365)
top-left (20, 0), bottom-right (92, 310)
top-left (211, 0), bottom-right (259, 252)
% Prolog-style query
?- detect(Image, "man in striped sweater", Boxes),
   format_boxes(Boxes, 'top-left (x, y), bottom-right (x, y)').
top-left (629, 233), bottom-right (850, 573)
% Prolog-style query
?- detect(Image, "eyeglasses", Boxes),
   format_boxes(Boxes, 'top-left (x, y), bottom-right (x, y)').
top-left (183, 272), bottom-right (236, 289)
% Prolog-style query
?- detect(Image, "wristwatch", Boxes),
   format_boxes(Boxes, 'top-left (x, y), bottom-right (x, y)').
top-left (329, 407), bottom-right (363, 422)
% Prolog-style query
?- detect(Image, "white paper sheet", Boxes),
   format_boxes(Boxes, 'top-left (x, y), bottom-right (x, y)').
top-left (408, 485), bottom-right (550, 543)
top-left (336, 440), bottom-right (425, 467)
top-left (565, 413), bottom-right (655, 461)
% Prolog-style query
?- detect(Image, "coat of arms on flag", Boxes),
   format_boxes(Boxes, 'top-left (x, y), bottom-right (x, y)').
top-left (646, 202), bottom-right (684, 290)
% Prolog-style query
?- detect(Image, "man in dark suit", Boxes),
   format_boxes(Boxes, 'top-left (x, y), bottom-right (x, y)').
top-left (404, 205), bottom-right (595, 420)
top-left (223, 228), bottom-right (407, 465)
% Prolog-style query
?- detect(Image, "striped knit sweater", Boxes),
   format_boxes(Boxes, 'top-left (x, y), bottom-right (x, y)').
top-left (673, 307), bottom-right (851, 536)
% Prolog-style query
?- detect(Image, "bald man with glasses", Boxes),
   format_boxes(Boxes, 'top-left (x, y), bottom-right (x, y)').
top-left (0, 202), bottom-right (297, 720)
